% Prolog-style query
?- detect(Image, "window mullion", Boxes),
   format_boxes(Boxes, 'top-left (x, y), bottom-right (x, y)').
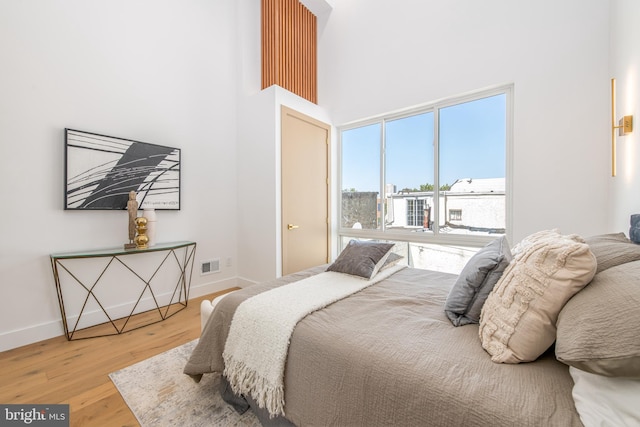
top-left (432, 107), bottom-right (440, 235)
top-left (380, 120), bottom-right (386, 232)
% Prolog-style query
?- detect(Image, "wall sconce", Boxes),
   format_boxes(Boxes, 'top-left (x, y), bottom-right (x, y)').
top-left (611, 78), bottom-right (634, 177)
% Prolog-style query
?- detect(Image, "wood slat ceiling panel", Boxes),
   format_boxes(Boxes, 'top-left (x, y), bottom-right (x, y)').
top-left (262, 0), bottom-right (317, 104)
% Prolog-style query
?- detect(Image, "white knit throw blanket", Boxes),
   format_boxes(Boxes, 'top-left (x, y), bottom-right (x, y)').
top-left (222, 264), bottom-right (405, 417)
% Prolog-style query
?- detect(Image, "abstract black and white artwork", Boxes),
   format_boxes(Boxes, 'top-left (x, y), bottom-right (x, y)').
top-left (65, 129), bottom-right (181, 210)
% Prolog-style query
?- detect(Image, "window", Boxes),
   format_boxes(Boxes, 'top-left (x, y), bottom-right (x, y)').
top-left (339, 85), bottom-right (511, 267)
top-left (407, 199), bottom-right (426, 227)
top-left (449, 209), bottom-right (462, 221)
top-left (341, 123), bottom-right (381, 230)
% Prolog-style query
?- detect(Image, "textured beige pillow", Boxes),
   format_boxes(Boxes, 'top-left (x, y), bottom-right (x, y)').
top-left (479, 230), bottom-right (597, 363)
top-left (556, 260), bottom-right (640, 378)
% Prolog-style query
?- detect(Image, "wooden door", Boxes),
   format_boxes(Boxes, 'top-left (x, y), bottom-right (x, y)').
top-left (281, 106), bottom-right (330, 275)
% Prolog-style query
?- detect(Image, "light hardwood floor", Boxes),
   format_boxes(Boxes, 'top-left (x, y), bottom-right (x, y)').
top-left (0, 290), bottom-right (236, 427)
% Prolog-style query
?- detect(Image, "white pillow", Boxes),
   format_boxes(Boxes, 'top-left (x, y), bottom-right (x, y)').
top-left (570, 366), bottom-right (640, 427)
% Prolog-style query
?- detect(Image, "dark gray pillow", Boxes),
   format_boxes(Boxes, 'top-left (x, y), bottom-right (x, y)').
top-left (630, 214), bottom-right (640, 244)
top-left (327, 240), bottom-right (395, 279)
top-left (444, 235), bottom-right (512, 326)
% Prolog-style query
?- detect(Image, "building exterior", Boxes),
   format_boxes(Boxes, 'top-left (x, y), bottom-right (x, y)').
top-left (386, 178), bottom-right (505, 235)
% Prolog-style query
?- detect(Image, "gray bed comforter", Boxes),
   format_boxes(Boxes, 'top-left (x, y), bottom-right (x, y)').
top-left (184, 265), bottom-right (582, 427)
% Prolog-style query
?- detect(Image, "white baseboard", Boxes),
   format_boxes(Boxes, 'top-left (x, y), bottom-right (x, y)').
top-left (0, 320), bottom-right (66, 353)
top-left (235, 276), bottom-right (258, 288)
top-left (189, 277), bottom-right (240, 298)
top-left (0, 277), bottom-right (240, 353)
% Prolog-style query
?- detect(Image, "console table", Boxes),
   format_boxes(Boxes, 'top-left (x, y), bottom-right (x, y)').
top-left (50, 241), bottom-right (196, 340)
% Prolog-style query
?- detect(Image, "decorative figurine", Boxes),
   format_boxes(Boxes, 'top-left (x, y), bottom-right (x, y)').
top-left (124, 191), bottom-right (138, 249)
top-left (134, 217), bottom-right (149, 249)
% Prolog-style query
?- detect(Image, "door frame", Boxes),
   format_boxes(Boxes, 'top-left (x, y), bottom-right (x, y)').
top-left (280, 105), bottom-right (331, 275)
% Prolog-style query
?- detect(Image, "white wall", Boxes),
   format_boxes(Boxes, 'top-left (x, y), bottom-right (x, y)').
top-left (0, 0), bottom-right (625, 352)
top-left (318, 0), bottom-right (611, 243)
top-left (236, 86), bottom-right (333, 284)
top-left (609, 0), bottom-right (640, 234)
top-left (0, 1), bottom-right (240, 351)
top-left (235, 0), bottom-right (334, 284)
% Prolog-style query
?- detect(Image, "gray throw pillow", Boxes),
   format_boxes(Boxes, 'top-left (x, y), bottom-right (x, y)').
top-left (584, 232), bottom-right (640, 274)
top-left (556, 260), bottom-right (640, 378)
top-left (631, 214), bottom-right (640, 244)
top-left (444, 235), bottom-right (512, 326)
top-left (327, 240), bottom-right (395, 279)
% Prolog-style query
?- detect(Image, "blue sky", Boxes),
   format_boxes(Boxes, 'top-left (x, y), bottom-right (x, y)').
top-left (341, 94), bottom-right (506, 192)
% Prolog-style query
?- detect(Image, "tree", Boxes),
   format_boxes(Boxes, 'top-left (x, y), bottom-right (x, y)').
top-left (416, 183), bottom-right (451, 191)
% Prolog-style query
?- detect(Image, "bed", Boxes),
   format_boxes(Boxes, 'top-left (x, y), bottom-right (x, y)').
top-left (184, 232), bottom-right (640, 427)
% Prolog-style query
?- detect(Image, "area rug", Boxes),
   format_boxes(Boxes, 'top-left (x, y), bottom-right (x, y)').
top-left (109, 340), bottom-right (261, 427)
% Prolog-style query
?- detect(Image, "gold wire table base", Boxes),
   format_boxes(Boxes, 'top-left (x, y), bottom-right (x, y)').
top-left (50, 241), bottom-right (196, 340)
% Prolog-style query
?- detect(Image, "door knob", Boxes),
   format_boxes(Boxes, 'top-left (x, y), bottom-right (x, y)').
top-left (287, 224), bottom-right (299, 230)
